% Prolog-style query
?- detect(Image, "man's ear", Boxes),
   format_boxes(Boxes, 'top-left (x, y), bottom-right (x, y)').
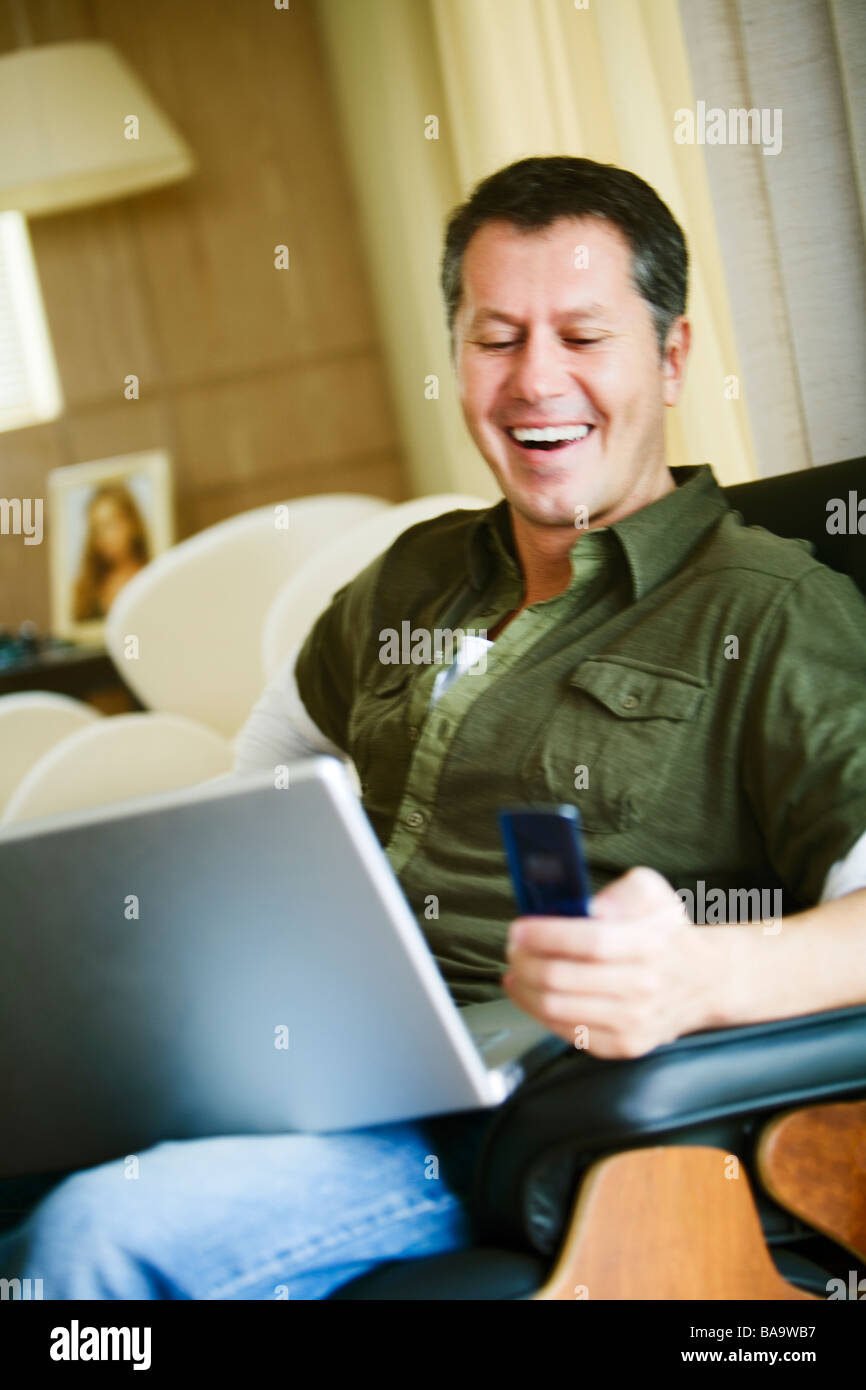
top-left (662, 315), bottom-right (691, 406)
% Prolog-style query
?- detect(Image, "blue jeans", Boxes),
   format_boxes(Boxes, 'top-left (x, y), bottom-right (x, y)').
top-left (0, 1109), bottom-right (496, 1300)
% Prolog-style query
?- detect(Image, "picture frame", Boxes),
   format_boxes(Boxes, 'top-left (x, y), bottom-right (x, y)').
top-left (47, 450), bottom-right (174, 643)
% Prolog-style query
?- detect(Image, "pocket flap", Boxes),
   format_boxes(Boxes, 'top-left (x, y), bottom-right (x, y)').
top-left (568, 657), bottom-right (705, 720)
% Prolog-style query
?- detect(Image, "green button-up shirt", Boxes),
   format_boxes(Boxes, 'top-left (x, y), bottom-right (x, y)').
top-left (294, 465), bottom-right (866, 1005)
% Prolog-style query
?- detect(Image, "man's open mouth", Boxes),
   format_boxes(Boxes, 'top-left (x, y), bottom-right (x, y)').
top-left (504, 424), bottom-right (595, 452)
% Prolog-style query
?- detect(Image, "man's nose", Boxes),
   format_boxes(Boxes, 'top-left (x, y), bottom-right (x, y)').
top-left (507, 330), bottom-right (575, 404)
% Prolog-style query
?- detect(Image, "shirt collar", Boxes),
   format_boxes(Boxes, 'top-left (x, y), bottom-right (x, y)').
top-left (465, 464), bottom-right (733, 601)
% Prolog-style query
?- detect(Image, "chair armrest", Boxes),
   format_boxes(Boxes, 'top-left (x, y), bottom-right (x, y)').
top-left (474, 1005), bottom-right (866, 1252)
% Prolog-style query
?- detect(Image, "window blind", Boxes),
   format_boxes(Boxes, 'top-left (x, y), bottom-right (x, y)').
top-left (0, 210), bottom-right (62, 433)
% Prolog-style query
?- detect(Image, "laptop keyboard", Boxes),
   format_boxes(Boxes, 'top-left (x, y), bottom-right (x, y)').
top-left (471, 1027), bottom-right (511, 1053)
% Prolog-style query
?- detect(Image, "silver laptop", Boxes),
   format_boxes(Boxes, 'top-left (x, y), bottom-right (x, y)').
top-left (0, 756), bottom-right (562, 1178)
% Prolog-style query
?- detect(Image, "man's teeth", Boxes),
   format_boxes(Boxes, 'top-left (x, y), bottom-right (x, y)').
top-left (509, 425), bottom-right (592, 443)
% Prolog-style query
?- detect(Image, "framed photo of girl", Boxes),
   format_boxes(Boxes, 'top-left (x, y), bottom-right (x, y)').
top-left (47, 450), bottom-right (175, 642)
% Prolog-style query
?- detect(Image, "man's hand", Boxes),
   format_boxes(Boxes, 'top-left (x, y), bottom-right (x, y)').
top-left (502, 865), bottom-right (719, 1058)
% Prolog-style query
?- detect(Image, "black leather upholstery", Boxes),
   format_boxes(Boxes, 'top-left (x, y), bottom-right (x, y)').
top-left (330, 1247), bottom-right (546, 1301)
top-left (331, 1241), bottom-right (844, 1301)
top-left (472, 1006), bottom-right (866, 1253)
top-left (722, 456), bottom-right (865, 593)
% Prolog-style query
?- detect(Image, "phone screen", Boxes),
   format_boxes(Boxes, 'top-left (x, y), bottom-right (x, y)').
top-left (498, 806), bottom-right (591, 917)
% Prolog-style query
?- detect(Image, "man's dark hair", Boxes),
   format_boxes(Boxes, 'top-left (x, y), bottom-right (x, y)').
top-left (440, 155), bottom-right (688, 356)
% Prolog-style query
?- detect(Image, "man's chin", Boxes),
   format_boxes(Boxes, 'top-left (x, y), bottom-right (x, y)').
top-left (507, 492), bottom-right (596, 531)
top-left (480, 452), bottom-right (603, 525)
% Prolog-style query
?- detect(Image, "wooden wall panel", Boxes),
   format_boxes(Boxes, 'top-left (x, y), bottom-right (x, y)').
top-left (172, 356), bottom-right (403, 496)
top-left (30, 202), bottom-right (163, 404)
top-left (95, 0), bottom-right (378, 383)
top-left (0, 0), bottom-right (406, 634)
top-left (188, 451), bottom-right (405, 536)
top-left (60, 401), bottom-right (177, 477)
top-left (7, 0), bottom-right (93, 47)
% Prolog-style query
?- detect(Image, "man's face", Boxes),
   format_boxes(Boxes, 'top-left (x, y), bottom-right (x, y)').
top-left (453, 216), bottom-right (689, 530)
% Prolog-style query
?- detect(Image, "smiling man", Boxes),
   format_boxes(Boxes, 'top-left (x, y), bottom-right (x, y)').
top-left (423, 157), bottom-right (866, 1059)
top-left (1, 155), bottom-right (864, 1300)
top-left (455, 215), bottom-right (684, 544)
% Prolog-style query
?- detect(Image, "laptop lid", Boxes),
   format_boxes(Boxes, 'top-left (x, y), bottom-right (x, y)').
top-left (0, 758), bottom-right (533, 1176)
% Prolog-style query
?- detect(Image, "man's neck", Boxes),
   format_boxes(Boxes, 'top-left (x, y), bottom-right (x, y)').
top-left (508, 465), bottom-right (676, 606)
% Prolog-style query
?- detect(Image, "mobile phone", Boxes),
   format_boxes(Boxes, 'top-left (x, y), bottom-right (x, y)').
top-left (497, 805), bottom-right (592, 917)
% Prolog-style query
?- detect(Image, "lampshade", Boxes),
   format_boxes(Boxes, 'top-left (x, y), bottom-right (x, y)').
top-left (0, 40), bottom-right (195, 217)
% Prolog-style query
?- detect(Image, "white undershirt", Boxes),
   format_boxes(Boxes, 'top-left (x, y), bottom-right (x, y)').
top-left (230, 639), bottom-right (866, 906)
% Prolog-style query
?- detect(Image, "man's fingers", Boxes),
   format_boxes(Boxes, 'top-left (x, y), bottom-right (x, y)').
top-left (508, 912), bottom-right (678, 962)
top-left (505, 953), bottom-right (645, 999)
top-left (503, 973), bottom-right (677, 1057)
top-left (503, 975), bottom-right (640, 1034)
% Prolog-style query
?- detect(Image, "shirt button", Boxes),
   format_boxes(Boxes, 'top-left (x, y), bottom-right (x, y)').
top-left (621, 694), bottom-right (640, 710)
top-left (407, 725), bottom-right (418, 741)
top-left (405, 810), bottom-right (425, 829)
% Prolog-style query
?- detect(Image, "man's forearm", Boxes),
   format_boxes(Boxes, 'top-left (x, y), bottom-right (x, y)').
top-left (705, 887), bottom-right (866, 1028)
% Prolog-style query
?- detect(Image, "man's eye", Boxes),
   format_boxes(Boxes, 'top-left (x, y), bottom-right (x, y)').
top-left (478, 337), bottom-right (599, 351)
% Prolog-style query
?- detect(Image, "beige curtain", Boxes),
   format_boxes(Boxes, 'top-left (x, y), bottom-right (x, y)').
top-left (679, 0), bottom-right (866, 475)
top-left (317, 0), bottom-right (759, 497)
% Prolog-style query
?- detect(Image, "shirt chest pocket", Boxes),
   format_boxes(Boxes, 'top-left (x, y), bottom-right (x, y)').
top-left (520, 657), bottom-right (706, 832)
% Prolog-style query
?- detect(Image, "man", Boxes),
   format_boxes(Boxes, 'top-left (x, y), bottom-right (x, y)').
top-left (1, 156), bottom-right (864, 1299)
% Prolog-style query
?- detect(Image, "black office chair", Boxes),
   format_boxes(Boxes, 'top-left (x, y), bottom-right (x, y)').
top-left (333, 457), bottom-right (866, 1300)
